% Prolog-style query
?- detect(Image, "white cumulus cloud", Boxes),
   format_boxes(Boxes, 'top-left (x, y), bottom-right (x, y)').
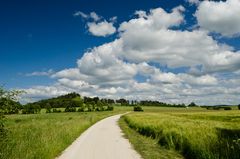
top-left (74, 11), bottom-right (116, 37)
top-left (196, 0), bottom-right (240, 37)
top-left (87, 21), bottom-right (116, 37)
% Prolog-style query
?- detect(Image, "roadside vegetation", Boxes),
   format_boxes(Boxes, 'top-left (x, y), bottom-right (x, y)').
top-left (119, 117), bottom-right (183, 159)
top-left (122, 107), bottom-right (240, 159)
top-left (3, 107), bottom-right (131, 159)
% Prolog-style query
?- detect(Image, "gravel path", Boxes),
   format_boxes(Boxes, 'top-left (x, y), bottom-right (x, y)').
top-left (57, 114), bottom-right (142, 159)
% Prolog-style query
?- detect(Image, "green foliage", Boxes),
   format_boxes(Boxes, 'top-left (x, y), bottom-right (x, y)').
top-left (52, 108), bottom-right (61, 113)
top-left (0, 86), bottom-right (23, 115)
top-left (0, 86), bottom-right (23, 158)
top-left (22, 103), bottom-right (41, 114)
top-left (45, 103), bottom-right (52, 113)
top-left (224, 107), bottom-right (232, 110)
top-left (64, 105), bottom-right (76, 112)
top-left (107, 105), bottom-right (114, 111)
top-left (133, 106), bottom-right (143, 111)
top-left (0, 113), bottom-right (8, 158)
top-left (139, 100), bottom-right (186, 107)
top-left (188, 102), bottom-right (197, 107)
top-left (0, 98), bottom-right (21, 114)
top-left (205, 106), bottom-right (234, 110)
top-left (22, 92), bottom-right (114, 113)
top-left (77, 107), bottom-right (84, 112)
top-left (116, 98), bottom-right (129, 106)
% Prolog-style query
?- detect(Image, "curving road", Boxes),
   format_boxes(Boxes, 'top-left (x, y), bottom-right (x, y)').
top-left (57, 114), bottom-right (142, 159)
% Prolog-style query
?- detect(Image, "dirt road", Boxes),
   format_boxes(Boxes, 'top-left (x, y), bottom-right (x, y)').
top-left (57, 114), bottom-right (142, 159)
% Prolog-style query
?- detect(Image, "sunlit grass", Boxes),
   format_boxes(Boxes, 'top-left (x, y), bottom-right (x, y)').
top-left (122, 108), bottom-right (240, 159)
top-left (3, 107), bottom-right (131, 159)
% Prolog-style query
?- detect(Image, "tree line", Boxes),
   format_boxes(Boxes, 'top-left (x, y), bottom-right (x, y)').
top-left (1, 88), bottom-right (240, 115)
top-left (21, 92), bottom-right (115, 114)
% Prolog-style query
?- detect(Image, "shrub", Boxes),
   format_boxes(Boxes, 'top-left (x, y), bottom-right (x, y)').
top-left (224, 107), bottom-right (232, 110)
top-left (52, 108), bottom-right (61, 113)
top-left (46, 103), bottom-right (52, 113)
top-left (107, 105), bottom-right (114, 111)
top-left (65, 106), bottom-right (76, 112)
top-left (133, 106), bottom-right (143, 112)
top-left (77, 107), bottom-right (84, 112)
top-left (23, 104), bottom-right (36, 114)
top-left (188, 102), bottom-right (197, 107)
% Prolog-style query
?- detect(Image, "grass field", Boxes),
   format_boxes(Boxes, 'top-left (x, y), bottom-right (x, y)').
top-left (122, 107), bottom-right (240, 159)
top-left (2, 107), bottom-right (131, 159)
top-left (119, 117), bottom-right (184, 159)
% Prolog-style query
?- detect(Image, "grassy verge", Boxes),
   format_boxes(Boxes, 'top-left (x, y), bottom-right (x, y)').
top-left (3, 107), bottom-right (131, 159)
top-left (122, 108), bottom-right (240, 159)
top-left (119, 117), bottom-right (183, 159)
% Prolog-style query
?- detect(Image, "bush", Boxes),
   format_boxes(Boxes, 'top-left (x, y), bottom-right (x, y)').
top-left (224, 107), bottom-right (232, 110)
top-left (52, 108), bottom-right (61, 113)
top-left (107, 105), bottom-right (114, 111)
top-left (133, 106), bottom-right (143, 112)
top-left (238, 104), bottom-right (240, 110)
top-left (46, 103), bottom-right (52, 113)
top-left (0, 113), bottom-right (8, 156)
top-left (77, 107), bottom-right (84, 112)
top-left (65, 106), bottom-right (76, 112)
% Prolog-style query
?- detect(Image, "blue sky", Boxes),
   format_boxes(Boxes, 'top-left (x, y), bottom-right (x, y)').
top-left (1, 0), bottom-right (240, 105)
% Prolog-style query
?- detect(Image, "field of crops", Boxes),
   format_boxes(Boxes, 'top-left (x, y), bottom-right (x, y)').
top-left (122, 107), bottom-right (240, 159)
top-left (2, 107), bottom-right (131, 159)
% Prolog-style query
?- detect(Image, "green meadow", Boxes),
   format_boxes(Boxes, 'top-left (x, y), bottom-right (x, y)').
top-left (121, 107), bottom-right (240, 159)
top-left (2, 106), bottom-right (240, 159)
top-left (2, 107), bottom-right (131, 159)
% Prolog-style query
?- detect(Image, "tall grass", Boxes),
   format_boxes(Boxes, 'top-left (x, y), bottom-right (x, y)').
top-left (3, 107), bottom-right (130, 159)
top-left (123, 110), bottom-right (240, 159)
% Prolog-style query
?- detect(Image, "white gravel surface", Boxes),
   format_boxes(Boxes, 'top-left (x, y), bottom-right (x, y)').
top-left (57, 114), bottom-right (142, 159)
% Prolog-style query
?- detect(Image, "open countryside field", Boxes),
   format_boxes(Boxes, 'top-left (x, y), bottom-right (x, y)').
top-left (121, 107), bottom-right (240, 159)
top-left (2, 107), bottom-right (132, 159)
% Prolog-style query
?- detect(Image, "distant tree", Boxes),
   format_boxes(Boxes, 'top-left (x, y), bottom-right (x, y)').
top-left (34, 104), bottom-right (41, 113)
top-left (188, 102), bottom-right (197, 107)
top-left (224, 107), bottom-right (231, 110)
top-left (97, 100), bottom-right (103, 110)
top-left (77, 107), bottom-right (84, 112)
top-left (238, 104), bottom-right (240, 110)
top-left (45, 103), bottom-right (52, 113)
top-left (93, 97), bottom-right (99, 104)
top-left (107, 99), bottom-right (115, 105)
top-left (116, 98), bottom-right (129, 106)
top-left (52, 108), bottom-right (61, 113)
top-left (107, 105), bottom-right (114, 111)
top-left (22, 104), bottom-right (35, 114)
top-left (133, 106), bottom-right (143, 112)
top-left (65, 105), bottom-right (76, 112)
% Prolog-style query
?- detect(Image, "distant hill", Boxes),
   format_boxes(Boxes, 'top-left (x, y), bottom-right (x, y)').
top-left (26, 92), bottom-right (83, 108)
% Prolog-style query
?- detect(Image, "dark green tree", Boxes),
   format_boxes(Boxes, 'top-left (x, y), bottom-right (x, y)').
top-left (188, 102), bottom-right (197, 107)
top-left (0, 86), bottom-right (23, 158)
top-left (45, 103), bottom-right (52, 113)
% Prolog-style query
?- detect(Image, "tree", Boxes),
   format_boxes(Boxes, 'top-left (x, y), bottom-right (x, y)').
top-left (238, 104), bottom-right (240, 110)
top-left (188, 102), bottom-right (197, 107)
top-left (116, 98), bottom-right (129, 106)
top-left (45, 103), bottom-right (52, 113)
top-left (0, 86), bottom-right (23, 157)
top-left (133, 106), bottom-right (143, 112)
top-left (97, 100), bottom-right (104, 111)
